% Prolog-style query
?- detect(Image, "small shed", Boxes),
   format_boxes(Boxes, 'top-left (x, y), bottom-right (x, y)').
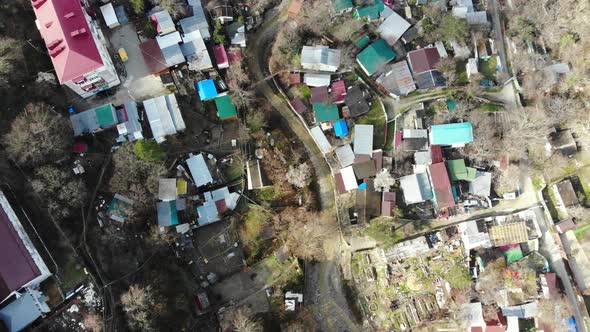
top-left (340, 166), bottom-right (358, 191)
top-left (196, 79), bottom-right (219, 100)
top-left (290, 98), bottom-right (307, 114)
top-left (159, 179), bottom-right (177, 201)
top-left (214, 45), bottom-right (229, 69)
top-left (313, 103), bottom-right (339, 122)
top-left (157, 200), bottom-right (179, 227)
top-left (186, 153), bottom-right (213, 187)
top-left (335, 144), bottom-right (355, 167)
top-left (333, 119), bottom-right (349, 138)
top-left (214, 95), bottom-right (238, 120)
top-left (310, 126), bottom-right (332, 154)
top-left (555, 179), bottom-right (580, 207)
top-left (100, 3), bottom-right (120, 29)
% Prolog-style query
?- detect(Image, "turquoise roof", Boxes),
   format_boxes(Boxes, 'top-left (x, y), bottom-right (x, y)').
top-left (354, 0), bottom-right (384, 20)
top-left (430, 122), bottom-right (474, 145)
top-left (333, 0), bottom-right (354, 12)
top-left (356, 39), bottom-right (396, 75)
top-left (313, 102), bottom-right (340, 122)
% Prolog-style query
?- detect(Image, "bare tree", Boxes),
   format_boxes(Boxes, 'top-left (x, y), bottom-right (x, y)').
top-left (109, 143), bottom-right (166, 196)
top-left (158, 0), bottom-right (187, 19)
top-left (298, 0), bottom-right (331, 36)
top-left (374, 170), bottom-right (395, 192)
top-left (4, 103), bottom-right (72, 166)
top-left (121, 285), bottom-right (158, 332)
top-left (0, 37), bottom-right (23, 85)
top-left (435, 57), bottom-right (458, 86)
top-left (287, 163), bottom-right (312, 189)
top-left (31, 165), bottom-right (87, 220)
top-left (83, 313), bottom-right (103, 332)
top-left (494, 164), bottom-right (524, 196)
top-left (224, 307), bottom-right (263, 332)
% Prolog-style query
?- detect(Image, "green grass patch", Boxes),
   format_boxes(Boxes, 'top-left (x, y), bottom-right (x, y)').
top-left (253, 185), bottom-right (283, 202)
top-left (479, 103), bottom-right (504, 112)
top-left (240, 205), bottom-right (273, 262)
top-left (479, 57), bottom-right (498, 80)
top-left (357, 101), bottom-right (386, 149)
top-left (385, 120), bottom-right (396, 151)
top-left (60, 256), bottom-right (87, 292)
top-left (574, 223), bottom-right (590, 236)
top-left (576, 166), bottom-right (590, 201)
top-left (224, 161), bottom-right (243, 182)
top-left (364, 218), bottom-right (402, 248)
top-left (532, 176), bottom-right (545, 190)
top-left (297, 85), bottom-right (311, 98)
top-left (455, 59), bottom-right (469, 84)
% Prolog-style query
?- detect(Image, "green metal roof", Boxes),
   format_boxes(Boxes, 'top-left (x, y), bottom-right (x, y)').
top-left (356, 39), bottom-right (396, 75)
top-left (355, 35), bottom-right (371, 49)
top-left (333, 0), bottom-right (354, 12)
top-left (466, 167), bottom-right (477, 181)
top-left (430, 122), bottom-right (474, 145)
top-left (95, 104), bottom-right (117, 128)
top-left (353, 0), bottom-right (384, 20)
top-left (214, 95), bottom-right (238, 120)
top-left (447, 159), bottom-right (467, 181)
top-left (313, 102), bottom-right (340, 122)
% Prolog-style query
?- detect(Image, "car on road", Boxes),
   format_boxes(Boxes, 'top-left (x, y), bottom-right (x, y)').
top-left (118, 48), bottom-right (128, 62)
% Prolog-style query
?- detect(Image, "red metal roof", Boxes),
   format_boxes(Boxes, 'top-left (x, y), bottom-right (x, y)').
top-left (140, 40), bottom-right (168, 74)
top-left (290, 98), bottom-right (307, 114)
top-left (408, 47), bottom-right (440, 74)
top-left (227, 49), bottom-right (243, 63)
top-left (331, 80), bottom-right (346, 103)
top-left (395, 130), bottom-right (403, 147)
top-left (431, 145), bottom-right (443, 163)
top-left (0, 198), bottom-right (41, 300)
top-left (310, 87), bottom-right (329, 103)
top-left (373, 149), bottom-right (383, 171)
top-left (334, 173), bottom-right (346, 194)
top-left (544, 272), bottom-right (558, 297)
top-left (32, 0), bottom-right (103, 84)
top-left (289, 73), bottom-right (301, 85)
top-left (485, 326), bottom-right (506, 332)
top-left (214, 44), bottom-right (228, 67)
top-left (429, 162), bottom-right (455, 209)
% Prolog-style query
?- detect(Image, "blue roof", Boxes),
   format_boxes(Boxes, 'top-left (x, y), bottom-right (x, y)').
top-left (0, 290), bottom-right (45, 332)
top-left (430, 122), bottom-right (473, 145)
top-left (157, 200), bottom-right (179, 226)
top-left (196, 79), bottom-right (218, 101)
top-left (358, 182), bottom-right (367, 189)
top-left (334, 119), bottom-right (349, 138)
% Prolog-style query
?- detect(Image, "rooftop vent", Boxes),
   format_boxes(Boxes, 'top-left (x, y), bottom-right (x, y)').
top-left (49, 45), bottom-right (66, 57)
top-left (70, 28), bottom-right (87, 37)
top-left (64, 12), bottom-right (75, 19)
top-left (31, 0), bottom-right (48, 9)
top-left (44, 21), bottom-right (53, 28)
top-left (46, 39), bottom-right (63, 50)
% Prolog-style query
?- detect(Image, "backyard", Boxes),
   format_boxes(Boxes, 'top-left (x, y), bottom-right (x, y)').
top-left (356, 100), bottom-right (387, 149)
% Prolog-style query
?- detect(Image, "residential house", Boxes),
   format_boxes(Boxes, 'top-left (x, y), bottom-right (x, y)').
top-left (0, 191), bottom-right (52, 303)
top-left (179, 18), bottom-right (213, 71)
top-left (187, 0), bottom-right (210, 39)
top-left (488, 221), bottom-right (529, 246)
top-left (156, 31), bottom-right (185, 67)
top-left (469, 171), bottom-right (492, 197)
top-left (414, 69), bottom-right (446, 89)
top-left (501, 302), bottom-right (538, 319)
top-left (335, 144), bottom-right (355, 167)
top-left (116, 102), bottom-right (144, 141)
top-left (355, 179), bottom-right (381, 224)
top-left (466, 11), bottom-right (488, 25)
top-left (428, 162), bottom-right (456, 209)
top-left (310, 87), bottom-right (329, 103)
top-left (304, 73), bottom-right (331, 87)
top-left (289, 73), bottom-right (302, 85)
top-left (159, 179), bottom-right (177, 201)
top-left (381, 191), bottom-right (397, 217)
top-left (70, 103), bottom-right (118, 136)
top-left (186, 153), bottom-right (214, 187)
top-left (227, 21), bottom-right (246, 47)
top-left (353, 155), bottom-right (377, 179)
top-left (459, 219), bottom-right (492, 250)
top-left (310, 126), bottom-right (332, 154)
top-left (214, 44), bottom-right (229, 69)
top-left (357, 39), bottom-right (397, 76)
top-left (555, 218), bottom-right (577, 234)
top-left (407, 47), bottom-right (441, 74)
top-left (331, 80), bottom-right (347, 103)
top-left (334, 119), bottom-right (349, 138)
top-left (140, 39), bottom-right (168, 75)
top-left (290, 98), bottom-right (307, 114)
top-left (401, 129), bottom-right (429, 151)
top-left (354, 124), bottom-right (374, 156)
top-left (301, 46), bottom-right (341, 72)
top-left (0, 288), bottom-right (51, 332)
top-left (214, 94), bottom-right (238, 120)
top-left (196, 187), bottom-right (240, 226)
top-left (313, 103), bottom-right (340, 123)
top-left (446, 159), bottom-right (477, 181)
top-left (157, 200), bottom-right (179, 227)
top-left (335, 166), bottom-right (358, 193)
top-left (375, 60), bottom-right (416, 98)
top-left (197, 79), bottom-right (219, 100)
top-left (377, 11), bottom-right (411, 46)
top-left (353, 0), bottom-right (385, 21)
top-left (399, 173), bottom-right (433, 204)
top-left (555, 179), bottom-right (580, 207)
top-left (345, 85), bottom-right (370, 117)
top-left (246, 160), bottom-right (271, 190)
top-left (383, 236), bottom-right (430, 261)
top-left (151, 10), bottom-right (175, 36)
top-left (32, 0), bottom-right (120, 98)
top-left (143, 94), bottom-right (186, 143)
top-left (430, 122), bottom-right (474, 147)
top-left (333, 0), bottom-right (354, 13)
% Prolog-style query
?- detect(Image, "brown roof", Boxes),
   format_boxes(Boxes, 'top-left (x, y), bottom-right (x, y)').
top-left (555, 218), bottom-right (577, 234)
top-left (310, 86), bottom-right (329, 103)
top-left (289, 73), bottom-right (301, 85)
top-left (408, 47), bottom-right (441, 74)
top-left (488, 222), bottom-right (529, 246)
top-left (429, 162), bottom-right (455, 209)
top-left (373, 149), bottom-right (383, 171)
top-left (556, 180), bottom-right (579, 207)
top-left (353, 160), bottom-right (377, 179)
top-left (486, 327), bottom-right (506, 332)
top-left (140, 39), bottom-right (168, 75)
top-left (288, 0), bottom-right (303, 17)
top-left (381, 192), bottom-right (396, 217)
top-left (334, 173), bottom-right (346, 194)
top-left (291, 98), bottom-right (307, 114)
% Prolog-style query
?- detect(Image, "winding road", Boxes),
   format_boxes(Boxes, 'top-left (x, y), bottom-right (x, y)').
top-left (245, 8), bottom-right (361, 332)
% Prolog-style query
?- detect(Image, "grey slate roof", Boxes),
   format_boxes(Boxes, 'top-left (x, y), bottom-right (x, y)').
top-left (376, 60), bottom-right (416, 97)
top-left (158, 179), bottom-right (177, 201)
top-left (377, 11), bottom-right (411, 46)
top-left (301, 46), bottom-right (341, 72)
top-left (186, 0), bottom-right (211, 39)
top-left (186, 153), bottom-right (214, 187)
top-left (0, 288), bottom-right (49, 332)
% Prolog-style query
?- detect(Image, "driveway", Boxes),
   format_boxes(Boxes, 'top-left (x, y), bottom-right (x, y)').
top-left (107, 24), bottom-right (167, 105)
top-left (489, 0), bottom-right (511, 80)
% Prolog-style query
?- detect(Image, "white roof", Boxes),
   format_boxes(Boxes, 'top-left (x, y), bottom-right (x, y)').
top-left (153, 10), bottom-right (175, 35)
top-left (340, 166), bottom-right (358, 191)
top-left (353, 124), bottom-right (374, 156)
top-left (469, 171), bottom-right (492, 197)
top-left (301, 46), bottom-right (341, 72)
top-left (460, 302), bottom-right (485, 328)
top-left (310, 126), bottom-right (332, 153)
top-left (452, 6), bottom-right (470, 18)
top-left (186, 153), bottom-right (213, 187)
top-left (180, 30), bottom-right (213, 71)
top-left (143, 94), bottom-right (185, 142)
top-left (100, 3), bottom-right (119, 27)
top-left (383, 236), bottom-right (430, 261)
top-left (501, 302), bottom-right (539, 319)
top-left (434, 41), bottom-right (448, 58)
top-left (335, 144), bottom-right (355, 167)
top-left (403, 128), bottom-right (427, 138)
top-left (459, 220), bottom-right (492, 250)
top-left (377, 11), bottom-right (411, 46)
top-left (156, 31), bottom-right (182, 49)
top-left (375, 60), bottom-right (416, 97)
top-left (467, 58), bottom-right (479, 76)
top-left (197, 200), bottom-right (219, 226)
top-left (158, 178), bottom-right (177, 201)
top-left (399, 173), bottom-right (432, 204)
top-left (304, 73), bottom-right (331, 87)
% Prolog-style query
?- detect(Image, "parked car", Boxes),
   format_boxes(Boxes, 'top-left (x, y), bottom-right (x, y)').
top-left (118, 48), bottom-right (128, 62)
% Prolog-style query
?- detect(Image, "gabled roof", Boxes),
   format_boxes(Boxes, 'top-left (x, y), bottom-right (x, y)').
top-left (310, 126), bottom-right (332, 153)
top-left (32, 0), bottom-right (104, 84)
top-left (447, 159), bottom-right (477, 181)
top-left (428, 162), bottom-right (455, 209)
top-left (150, 10), bottom-right (175, 35)
top-left (214, 44), bottom-right (229, 68)
top-left (140, 39), bottom-right (168, 74)
top-left (407, 47), bottom-right (441, 74)
top-left (214, 95), bottom-right (238, 120)
top-left (488, 222), bottom-right (529, 246)
top-left (400, 173), bottom-right (433, 204)
top-left (304, 73), bottom-right (331, 87)
top-left (354, 124), bottom-right (374, 156)
top-left (291, 98), bottom-right (307, 114)
top-left (469, 171), bottom-right (492, 197)
top-left (331, 80), bottom-right (347, 103)
top-left (186, 153), bottom-right (213, 187)
top-left (353, 159), bottom-right (377, 179)
top-left (334, 119), bottom-right (349, 138)
top-left (70, 103), bottom-right (117, 136)
top-left (180, 29), bottom-right (213, 71)
top-left (0, 288), bottom-right (47, 332)
top-left (376, 60), bottom-right (416, 97)
top-left (414, 70), bottom-right (446, 89)
top-left (430, 122), bottom-right (473, 145)
top-left (157, 200), bottom-right (179, 227)
top-left (377, 11), bottom-right (411, 46)
top-left (310, 86), bottom-right (329, 103)
top-left (143, 94), bottom-right (185, 142)
top-left (340, 166), bottom-right (358, 191)
top-left (354, 0), bottom-right (385, 20)
top-left (313, 103), bottom-right (339, 122)
top-left (335, 144), bottom-right (355, 167)
top-left (197, 79), bottom-right (218, 100)
top-left (345, 85), bottom-right (370, 117)
top-left (158, 179), bottom-right (177, 201)
top-left (301, 46), bottom-right (341, 72)
top-left (357, 39), bottom-right (397, 76)
top-left (179, 13), bottom-right (210, 40)
top-left (556, 179), bottom-right (580, 207)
